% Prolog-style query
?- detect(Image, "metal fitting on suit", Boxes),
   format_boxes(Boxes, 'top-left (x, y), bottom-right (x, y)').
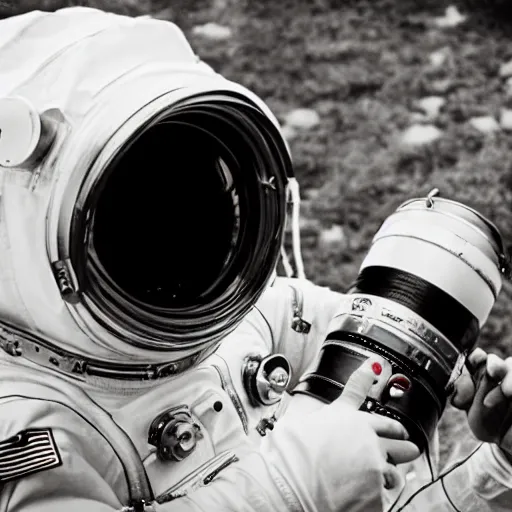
top-left (242, 354), bottom-right (292, 406)
top-left (148, 405), bottom-right (202, 462)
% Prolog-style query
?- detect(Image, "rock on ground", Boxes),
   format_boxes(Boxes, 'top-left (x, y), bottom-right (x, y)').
top-left (428, 47), bottom-right (452, 69)
top-left (191, 23), bottom-right (232, 40)
top-left (417, 96), bottom-right (446, 120)
top-left (500, 60), bottom-right (512, 79)
top-left (469, 116), bottom-right (500, 134)
top-left (500, 109), bottom-right (512, 131)
top-left (319, 225), bottom-right (346, 250)
top-left (284, 108), bottom-right (321, 130)
top-left (427, 78), bottom-right (455, 95)
top-left (280, 124), bottom-right (297, 141)
top-left (401, 124), bottom-right (443, 146)
top-left (434, 6), bottom-right (467, 28)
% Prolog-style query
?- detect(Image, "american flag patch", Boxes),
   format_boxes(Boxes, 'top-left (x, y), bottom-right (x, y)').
top-left (0, 429), bottom-right (62, 483)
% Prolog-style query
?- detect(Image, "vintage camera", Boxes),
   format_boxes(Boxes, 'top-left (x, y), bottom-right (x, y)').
top-left (293, 189), bottom-right (510, 453)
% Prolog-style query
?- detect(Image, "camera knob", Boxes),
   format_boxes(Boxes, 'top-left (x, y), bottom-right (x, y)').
top-left (148, 405), bottom-right (202, 462)
top-left (387, 374), bottom-right (412, 399)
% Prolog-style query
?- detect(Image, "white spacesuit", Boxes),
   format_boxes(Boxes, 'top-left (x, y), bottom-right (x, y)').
top-left (0, 7), bottom-right (511, 512)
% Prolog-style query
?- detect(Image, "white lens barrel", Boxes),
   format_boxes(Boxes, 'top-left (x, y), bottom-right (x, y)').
top-left (360, 192), bottom-right (507, 327)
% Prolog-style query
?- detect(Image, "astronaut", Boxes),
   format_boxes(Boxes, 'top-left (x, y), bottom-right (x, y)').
top-left (0, 6), bottom-right (511, 512)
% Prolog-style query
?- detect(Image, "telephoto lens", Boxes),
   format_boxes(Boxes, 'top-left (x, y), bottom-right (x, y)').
top-left (292, 189), bottom-right (511, 453)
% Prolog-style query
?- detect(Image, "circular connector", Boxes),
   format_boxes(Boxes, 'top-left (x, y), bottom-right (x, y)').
top-left (243, 354), bottom-right (292, 406)
top-left (0, 97), bottom-right (44, 168)
top-left (148, 406), bottom-right (202, 462)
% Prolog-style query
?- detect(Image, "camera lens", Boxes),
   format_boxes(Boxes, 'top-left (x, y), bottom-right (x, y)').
top-left (350, 266), bottom-right (480, 353)
top-left (294, 191), bottom-right (509, 452)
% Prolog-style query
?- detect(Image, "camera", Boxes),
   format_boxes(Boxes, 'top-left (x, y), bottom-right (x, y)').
top-left (293, 189), bottom-right (510, 453)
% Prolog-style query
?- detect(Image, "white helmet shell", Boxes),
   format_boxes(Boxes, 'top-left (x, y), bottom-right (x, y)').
top-left (0, 7), bottom-right (292, 369)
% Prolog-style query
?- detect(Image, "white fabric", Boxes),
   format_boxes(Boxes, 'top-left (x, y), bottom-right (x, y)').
top-left (361, 236), bottom-right (495, 325)
top-left (0, 7), bottom-right (281, 364)
top-left (0, 277), bottom-right (511, 511)
top-left (373, 218), bottom-right (502, 298)
top-left (0, 8), bottom-right (510, 512)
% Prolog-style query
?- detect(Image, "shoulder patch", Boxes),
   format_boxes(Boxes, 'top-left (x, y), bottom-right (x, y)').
top-left (0, 429), bottom-right (62, 483)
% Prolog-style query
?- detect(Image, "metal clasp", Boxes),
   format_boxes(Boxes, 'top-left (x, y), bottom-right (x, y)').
top-left (51, 260), bottom-right (80, 304)
top-left (425, 188), bottom-right (440, 209)
top-left (122, 500), bottom-right (157, 512)
top-left (0, 328), bottom-right (22, 356)
top-left (256, 414), bottom-right (278, 437)
top-left (289, 285), bottom-right (311, 334)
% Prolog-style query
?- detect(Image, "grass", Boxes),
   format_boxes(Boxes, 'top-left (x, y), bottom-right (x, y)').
top-left (5, 0), bottom-right (512, 466)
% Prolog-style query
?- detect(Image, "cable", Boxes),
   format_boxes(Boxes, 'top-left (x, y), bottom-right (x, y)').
top-left (280, 245), bottom-right (294, 278)
top-left (288, 177), bottom-right (306, 280)
top-left (421, 427), bottom-right (436, 482)
top-left (441, 477), bottom-right (460, 512)
top-left (386, 421), bottom-right (433, 512)
top-left (390, 443), bottom-right (483, 512)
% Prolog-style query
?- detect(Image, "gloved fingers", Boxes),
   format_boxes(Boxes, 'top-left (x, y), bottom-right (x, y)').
top-left (366, 413), bottom-right (410, 440)
top-left (485, 358), bottom-right (512, 407)
top-left (380, 438), bottom-right (421, 465)
top-left (335, 356), bottom-right (387, 410)
top-left (450, 372), bottom-right (475, 410)
top-left (371, 430), bottom-right (409, 490)
top-left (484, 386), bottom-right (508, 408)
top-left (482, 354), bottom-right (510, 408)
top-left (452, 348), bottom-right (488, 410)
top-left (500, 358), bottom-right (512, 397)
top-left (499, 362), bottom-right (512, 454)
top-left (487, 354), bottom-right (508, 381)
top-left (383, 464), bottom-right (403, 490)
top-left (468, 347), bottom-right (488, 367)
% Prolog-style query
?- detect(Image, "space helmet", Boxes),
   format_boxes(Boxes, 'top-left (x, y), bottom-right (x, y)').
top-left (0, 7), bottom-right (297, 379)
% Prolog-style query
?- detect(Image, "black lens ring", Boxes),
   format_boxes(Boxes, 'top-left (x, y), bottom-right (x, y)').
top-left (351, 266), bottom-right (480, 353)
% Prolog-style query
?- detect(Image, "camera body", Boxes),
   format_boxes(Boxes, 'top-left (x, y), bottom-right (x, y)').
top-left (293, 190), bottom-right (510, 453)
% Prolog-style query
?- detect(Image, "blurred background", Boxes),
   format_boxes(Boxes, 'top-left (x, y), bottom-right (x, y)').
top-left (3, 0), bottom-right (512, 465)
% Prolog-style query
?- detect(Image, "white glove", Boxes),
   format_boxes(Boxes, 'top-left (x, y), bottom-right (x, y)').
top-left (453, 350), bottom-right (512, 463)
top-left (264, 356), bottom-right (420, 512)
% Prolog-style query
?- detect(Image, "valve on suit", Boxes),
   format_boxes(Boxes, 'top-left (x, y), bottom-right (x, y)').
top-left (0, 97), bottom-right (59, 168)
top-left (243, 354), bottom-right (292, 406)
top-left (148, 405), bottom-right (202, 462)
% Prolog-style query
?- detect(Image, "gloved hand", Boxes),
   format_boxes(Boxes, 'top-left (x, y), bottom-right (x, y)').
top-left (264, 356), bottom-right (420, 512)
top-left (452, 348), bottom-right (512, 463)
